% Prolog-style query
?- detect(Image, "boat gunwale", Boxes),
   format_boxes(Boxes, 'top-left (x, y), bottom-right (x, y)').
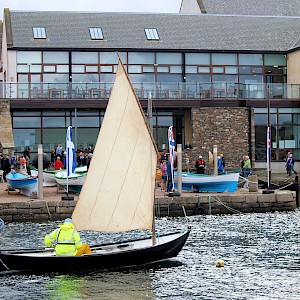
top-left (0, 231), bottom-right (189, 259)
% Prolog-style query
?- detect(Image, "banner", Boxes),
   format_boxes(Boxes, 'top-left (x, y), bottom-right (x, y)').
top-left (267, 126), bottom-right (271, 188)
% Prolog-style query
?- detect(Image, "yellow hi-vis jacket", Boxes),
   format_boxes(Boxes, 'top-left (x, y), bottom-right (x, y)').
top-left (44, 222), bottom-right (83, 256)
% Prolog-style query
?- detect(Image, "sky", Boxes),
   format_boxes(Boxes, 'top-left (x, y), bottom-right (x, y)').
top-left (0, 0), bottom-right (182, 16)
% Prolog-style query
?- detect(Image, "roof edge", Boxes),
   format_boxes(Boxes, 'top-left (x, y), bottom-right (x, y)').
top-left (197, 0), bottom-right (207, 13)
top-left (4, 8), bottom-right (12, 46)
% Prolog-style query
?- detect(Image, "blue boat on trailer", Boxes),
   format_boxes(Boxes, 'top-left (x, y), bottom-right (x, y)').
top-left (6, 171), bottom-right (38, 196)
top-left (174, 172), bottom-right (239, 193)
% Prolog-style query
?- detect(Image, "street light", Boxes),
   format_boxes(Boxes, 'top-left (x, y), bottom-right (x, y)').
top-left (264, 85), bottom-right (274, 194)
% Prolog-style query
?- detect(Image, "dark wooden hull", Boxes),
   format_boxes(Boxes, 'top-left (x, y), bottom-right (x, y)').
top-left (0, 231), bottom-right (190, 273)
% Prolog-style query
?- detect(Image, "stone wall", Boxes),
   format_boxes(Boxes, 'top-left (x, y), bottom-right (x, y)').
top-left (183, 107), bottom-right (254, 172)
top-left (0, 100), bottom-right (14, 154)
top-left (0, 191), bottom-right (296, 222)
top-left (156, 191), bottom-right (296, 217)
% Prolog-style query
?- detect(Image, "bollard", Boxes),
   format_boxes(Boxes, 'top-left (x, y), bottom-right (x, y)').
top-left (248, 175), bottom-right (258, 192)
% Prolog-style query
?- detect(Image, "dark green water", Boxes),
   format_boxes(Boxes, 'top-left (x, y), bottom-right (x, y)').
top-left (0, 211), bottom-right (300, 299)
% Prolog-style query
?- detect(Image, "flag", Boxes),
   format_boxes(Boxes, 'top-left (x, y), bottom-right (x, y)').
top-left (267, 126), bottom-right (271, 189)
top-left (0, 218), bottom-right (4, 233)
top-left (168, 126), bottom-right (175, 190)
top-left (66, 126), bottom-right (76, 177)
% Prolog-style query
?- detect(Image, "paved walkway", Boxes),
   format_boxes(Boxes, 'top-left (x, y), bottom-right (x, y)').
top-left (0, 172), bottom-right (295, 204)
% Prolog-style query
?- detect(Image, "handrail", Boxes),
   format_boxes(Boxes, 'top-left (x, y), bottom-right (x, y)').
top-left (1, 82), bottom-right (299, 100)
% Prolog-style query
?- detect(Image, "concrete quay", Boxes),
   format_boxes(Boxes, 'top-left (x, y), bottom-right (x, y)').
top-left (0, 173), bottom-right (297, 222)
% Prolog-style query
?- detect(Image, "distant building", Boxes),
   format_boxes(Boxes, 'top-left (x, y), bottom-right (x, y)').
top-left (0, 0), bottom-right (300, 169)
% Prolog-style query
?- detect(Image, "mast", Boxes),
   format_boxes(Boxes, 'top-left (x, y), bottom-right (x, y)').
top-left (148, 91), bottom-right (157, 245)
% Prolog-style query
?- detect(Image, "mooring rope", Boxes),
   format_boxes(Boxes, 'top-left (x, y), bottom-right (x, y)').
top-left (211, 195), bottom-right (243, 214)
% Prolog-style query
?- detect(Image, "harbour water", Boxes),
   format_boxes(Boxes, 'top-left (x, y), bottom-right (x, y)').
top-left (0, 211), bottom-right (300, 300)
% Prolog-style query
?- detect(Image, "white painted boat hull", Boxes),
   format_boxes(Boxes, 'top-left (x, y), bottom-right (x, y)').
top-left (174, 172), bottom-right (239, 192)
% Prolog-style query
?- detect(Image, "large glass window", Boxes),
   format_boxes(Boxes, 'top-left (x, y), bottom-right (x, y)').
top-left (157, 53), bottom-right (182, 64)
top-left (128, 52), bottom-right (155, 64)
top-left (264, 54), bottom-right (286, 66)
top-left (17, 51), bottom-right (42, 64)
top-left (13, 129), bottom-right (41, 153)
top-left (100, 52), bottom-right (127, 64)
top-left (255, 108), bottom-right (300, 161)
top-left (77, 128), bottom-right (100, 150)
top-left (239, 54), bottom-right (263, 65)
top-left (43, 74), bottom-right (69, 83)
top-left (43, 52), bottom-right (69, 64)
top-left (43, 128), bottom-right (69, 153)
top-left (212, 53), bottom-right (237, 65)
top-left (72, 52), bottom-right (98, 64)
top-left (13, 116), bottom-right (41, 128)
top-left (186, 53), bottom-right (210, 65)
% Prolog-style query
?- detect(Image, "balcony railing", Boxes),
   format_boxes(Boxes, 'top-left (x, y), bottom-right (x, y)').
top-left (1, 82), bottom-right (300, 100)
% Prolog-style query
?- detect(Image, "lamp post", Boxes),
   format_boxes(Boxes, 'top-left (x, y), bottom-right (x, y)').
top-left (264, 85), bottom-right (274, 193)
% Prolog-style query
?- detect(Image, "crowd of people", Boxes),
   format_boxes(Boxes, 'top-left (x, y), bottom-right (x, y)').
top-left (0, 144), bottom-right (94, 182)
top-left (50, 144), bottom-right (93, 171)
top-left (1, 142), bottom-right (298, 185)
top-left (158, 141), bottom-right (288, 192)
top-left (0, 147), bottom-right (31, 182)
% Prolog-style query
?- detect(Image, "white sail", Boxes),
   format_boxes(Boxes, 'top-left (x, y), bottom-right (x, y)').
top-left (72, 60), bottom-right (158, 232)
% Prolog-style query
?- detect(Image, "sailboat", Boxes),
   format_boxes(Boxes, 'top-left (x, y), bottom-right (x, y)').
top-left (0, 59), bottom-right (190, 273)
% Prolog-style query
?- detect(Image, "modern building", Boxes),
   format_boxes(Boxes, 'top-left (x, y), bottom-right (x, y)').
top-left (1, 0), bottom-right (300, 170)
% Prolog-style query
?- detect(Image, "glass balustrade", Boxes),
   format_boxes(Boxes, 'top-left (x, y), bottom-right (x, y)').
top-left (1, 82), bottom-right (299, 100)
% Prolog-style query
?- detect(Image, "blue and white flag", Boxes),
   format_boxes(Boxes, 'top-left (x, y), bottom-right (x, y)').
top-left (0, 218), bottom-right (4, 233)
top-left (267, 126), bottom-right (271, 187)
top-left (66, 126), bottom-right (76, 177)
top-left (168, 126), bottom-right (175, 190)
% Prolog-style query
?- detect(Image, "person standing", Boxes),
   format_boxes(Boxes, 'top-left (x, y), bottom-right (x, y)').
top-left (195, 155), bottom-right (206, 174)
top-left (87, 153), bottom-right (93, 170)
top-left (2, 155), bottom-right (11, 182)
top-left (0, 153), bottom-right (4, 171)
top-left (44, 218), bottom-right (91, 256)
top-left (23, 147), bottom-right (31, 161)
top-left (285, 151), bottom-right (291, 175)
top-left (23, 147), bottom-right (31, 175)
top-left (54, 156), bottom-right (63, 170)
top-left (218, 153), bottom-right (225, 175)
top-left (242, 155), bottom-right (251, 178)
top-left (160, 149), bottom-right (168, 163)
top-left (287, 153), bottom-right (297, 176)
top-left (166, 159), bottom-right (173, 192)
top-left (19, 155), bottom-right (28, 175)
top-left (184, 141), bottom-right (193, 150)
top-left (56, 144), bottom-right (63, 158)
top-left (160, 160), bottom-right (167, 191)
top-left (50, 149), bottom-right (56, 167)
top-left (77, 151), bottom-right (87, 167)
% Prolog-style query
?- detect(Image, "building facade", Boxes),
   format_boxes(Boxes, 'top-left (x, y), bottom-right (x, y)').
top-left (1, 0), bottom-right (300, 169)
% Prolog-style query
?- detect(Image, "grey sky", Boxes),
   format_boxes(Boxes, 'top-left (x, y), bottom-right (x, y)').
top-left (0, 0), bottom-right (181, 15)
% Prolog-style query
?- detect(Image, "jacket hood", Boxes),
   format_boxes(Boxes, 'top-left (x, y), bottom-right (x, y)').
top-left (59, 223), bottom-right (75, 230)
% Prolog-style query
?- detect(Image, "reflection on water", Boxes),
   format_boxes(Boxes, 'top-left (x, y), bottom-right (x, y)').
top-left (1, 212), bottom-right (300, 299)
top-left (45, 271), bottom-right (154, 300)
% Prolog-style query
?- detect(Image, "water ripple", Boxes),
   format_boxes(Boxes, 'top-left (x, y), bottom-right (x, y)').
top-left (0, 211), bottom-right (300, 299)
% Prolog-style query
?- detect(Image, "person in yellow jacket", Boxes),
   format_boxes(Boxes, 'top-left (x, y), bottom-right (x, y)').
top-left (44, 218), bottom-right (92, 256)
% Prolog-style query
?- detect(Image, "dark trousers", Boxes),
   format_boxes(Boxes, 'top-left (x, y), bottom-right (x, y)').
top-left (167, 177), bottom-right (173, 192)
